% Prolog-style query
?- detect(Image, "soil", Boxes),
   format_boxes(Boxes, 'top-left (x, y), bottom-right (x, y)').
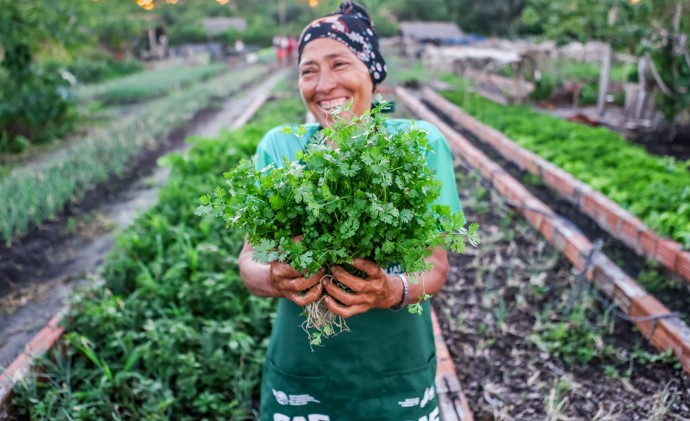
top-left (434, 164), bottom-right (690, 420)
top-left (633, 123), bottom-right (690, 162)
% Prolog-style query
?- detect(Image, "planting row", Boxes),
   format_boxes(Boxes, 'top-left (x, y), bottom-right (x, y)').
top-left (0, 64), bottom-right (266, 247)
top-left (76, 62), bottom-right (228, 105)
top-left (5, 96), bottom-right (307, 419)
top-left (436, 88), bottom-right (690, 251)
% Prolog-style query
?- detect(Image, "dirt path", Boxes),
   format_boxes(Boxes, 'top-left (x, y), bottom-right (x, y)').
top-left (0, 68), bottom-right (288, 368)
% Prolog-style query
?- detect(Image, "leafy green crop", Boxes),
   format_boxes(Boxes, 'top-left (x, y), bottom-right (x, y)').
top-left (199, 102), bottom-right (478, 345)
top-left (9, 97), bottom-right (306, 420)
top-left (442, 89), bottom-right (690, 249)
top-left (199, 103), bottom-right (479, 277)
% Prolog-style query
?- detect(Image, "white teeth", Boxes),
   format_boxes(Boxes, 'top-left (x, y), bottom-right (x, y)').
top-left (319, 98), bottom-right (348, 110)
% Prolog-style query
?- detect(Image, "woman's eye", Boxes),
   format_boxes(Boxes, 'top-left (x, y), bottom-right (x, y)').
top-left (301, 68), bottom-right (315, 76)
top-left (334, 61), bottom-right (348, 68)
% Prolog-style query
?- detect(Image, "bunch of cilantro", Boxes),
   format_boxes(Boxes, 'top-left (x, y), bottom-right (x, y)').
top-left (198, 102), bottom-right (478, 318)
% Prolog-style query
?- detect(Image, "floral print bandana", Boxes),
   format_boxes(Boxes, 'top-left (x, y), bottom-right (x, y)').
top-left (297, 1), bottom-right (387, 87)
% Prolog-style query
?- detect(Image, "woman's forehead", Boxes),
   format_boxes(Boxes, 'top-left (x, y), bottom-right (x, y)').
top-left (300, 38), bottom-right (355, 64)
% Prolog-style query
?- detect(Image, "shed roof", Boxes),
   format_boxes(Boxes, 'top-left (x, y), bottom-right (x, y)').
top-left (399, 21), bottom-right (464, 41)
top-left (202, 17), bottom-right (247, 36)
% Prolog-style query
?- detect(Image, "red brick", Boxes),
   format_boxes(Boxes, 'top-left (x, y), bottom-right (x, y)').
top-left (619, 215), bottom-right (644, 250)
top-left (655, 238), bottom-right (682, 271)
top-left (630, 295), bottom-right (670, 339)
top-left (598, 204), bottom-right (622, 236)
top-left (504, 142), bottom-right (525, 164)
top-left (570, 183), bottom-right (591, 208)
top-left (459, 145), bottom-right (483, 170)
top-left (550, 221), bottom-right (569, 251)
top-left (25, 326), bottom-right (63, 356)
top-left (521, 199), bottom-right (549, 228)
top-left (676, 252), bottom-right (690, 283)
top-left (514, 149), bottom-right (542, 175)
top-left (475, 156), bottom-right (495, 181)
top-left (682, 341), bottom-right (690, 374)
top-left (492, 172), bottom-right (522, 202)
top-left (563, 240), bottom-right (586, 270)
top-left (552, 170), bottom-right (577, 202)
top-left (539, 216), bottom-right (554, 243)
top-left (590, 192), bottom-right (613, 226)
top-left (647, 323), bottom-right (678, 355)
top-left (639, 229), bottom-right (659, 257)
top-left (581, 193), bottom-right (600, 220)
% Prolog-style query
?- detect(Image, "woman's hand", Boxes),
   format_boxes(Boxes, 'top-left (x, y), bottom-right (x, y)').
top-left (270, 262), bottom-right (325, 307)
top-left (322, 258), bottom-right (402, 318)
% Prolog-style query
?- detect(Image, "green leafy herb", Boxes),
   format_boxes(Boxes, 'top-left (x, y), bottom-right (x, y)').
top-left (198, 100), bottom-right (480, 341)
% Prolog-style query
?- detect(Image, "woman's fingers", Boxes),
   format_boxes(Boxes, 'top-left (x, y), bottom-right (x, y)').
top-left (289, 282), bottom-right (323, 306)
top-left (322, 278), bottom-right (366, 307)
top-left (270, 262), bottom-right (326, 305)
top-left (323, 295), bottom-right (369, 318)
top-left (351, 258), bottom-right (381, 276)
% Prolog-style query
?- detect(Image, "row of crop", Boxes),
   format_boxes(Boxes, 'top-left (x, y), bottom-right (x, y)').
top-left (0, 64), bottom-right (265, 246)
top-left (76, 62), bottom-right (228, 105)
top-left (441, 90), bottom-right (690, 249)
top-left (8, 95), bottom-right (307, 419)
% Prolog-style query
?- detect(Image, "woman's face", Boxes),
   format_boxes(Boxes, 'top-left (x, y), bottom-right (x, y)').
top-left (298, 38), bottom-right (374, 128)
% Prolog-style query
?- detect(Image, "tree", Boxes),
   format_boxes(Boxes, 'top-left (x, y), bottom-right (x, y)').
top-left (0, 0), bottom-right (93, 150)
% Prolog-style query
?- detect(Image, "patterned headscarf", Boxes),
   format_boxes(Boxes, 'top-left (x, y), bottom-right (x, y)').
top-left (297, 1), bottom-right (387, 86)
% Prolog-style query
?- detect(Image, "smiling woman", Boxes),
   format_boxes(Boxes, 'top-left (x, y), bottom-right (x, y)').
top-left (236, 1), bottom-right (463, 419)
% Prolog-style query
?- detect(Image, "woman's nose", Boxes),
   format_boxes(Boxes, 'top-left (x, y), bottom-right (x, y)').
top-left (315, 69), bottom-right (337, 92)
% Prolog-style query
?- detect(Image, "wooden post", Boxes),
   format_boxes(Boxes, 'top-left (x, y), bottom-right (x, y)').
top-left (635, 56), bottom-right (647, 120)
top-left (597, 43), bottom-right (612, 117)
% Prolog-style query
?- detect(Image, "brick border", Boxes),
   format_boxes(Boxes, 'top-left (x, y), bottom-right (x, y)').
top-left (420, 87), bottom-right (690, 285)
top-left (397, 86), bottom-right (690, 374)
top-left (0, 311), bottom-right (65, 418)
top-left (432, 310), bottom-right (474, 421)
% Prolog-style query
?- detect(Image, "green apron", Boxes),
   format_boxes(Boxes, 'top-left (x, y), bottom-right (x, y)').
top-left (260, 296), bottom-right (440, 421)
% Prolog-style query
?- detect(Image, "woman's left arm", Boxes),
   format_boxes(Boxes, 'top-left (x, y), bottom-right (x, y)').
top-left (322, 247), bottom-right (449, 318)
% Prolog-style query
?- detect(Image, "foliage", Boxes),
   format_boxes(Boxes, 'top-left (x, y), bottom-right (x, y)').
top-left (442, 89), bottom-right (690, 248)
top-left (10, 105), bottom-right (298, 418)
top-left (0, 64), bottom-right (264, 246)
top-left (199, 103), bottom-right (478, 278)
top-left (531, 306), bottom-right (616, 365)
top-left (0, 62), bottom-right (77, 152)
top-left (77, 62), bottom-right (227, 105)
top-left (65, 57), bottom-right (144, 84)
top-left (0, 0), bottom-right (89, 151)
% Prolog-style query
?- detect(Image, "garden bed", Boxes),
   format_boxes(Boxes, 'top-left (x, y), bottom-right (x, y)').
top-left (435, 165), bottom-right (690, 420)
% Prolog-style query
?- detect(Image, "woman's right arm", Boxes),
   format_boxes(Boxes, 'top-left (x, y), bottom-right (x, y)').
top-left (239, 240), bottom-right (324, 305)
